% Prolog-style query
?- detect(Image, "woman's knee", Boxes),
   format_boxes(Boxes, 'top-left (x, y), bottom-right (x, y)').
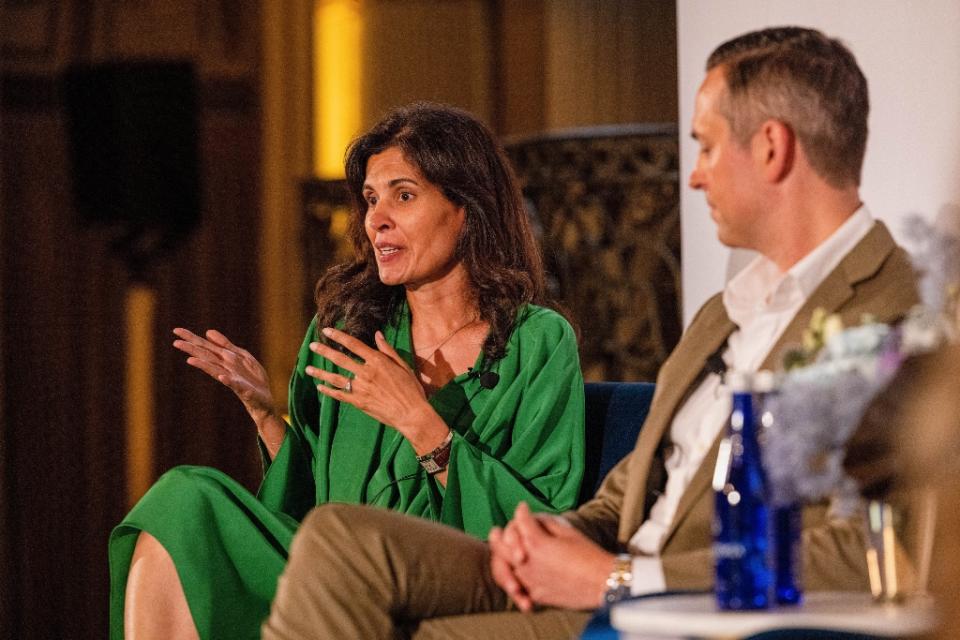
top-left (155, 465), bottom-right (217, 491)
top-left (143, 465), bottom-right (228, 511)
top-left (132, 530), bottom-right (164, 556)
top-left (129, 532), bottom-right (180, 579)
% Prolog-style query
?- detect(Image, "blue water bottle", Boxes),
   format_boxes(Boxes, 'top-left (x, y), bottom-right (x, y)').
top-left (754, 370), bottom-right (802, 606)
top-left (713, 371), bottom-right (771, 610)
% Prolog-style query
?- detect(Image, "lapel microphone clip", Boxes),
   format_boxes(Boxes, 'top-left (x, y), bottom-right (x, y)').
top-left (467, 368), bottom-right (500, 389)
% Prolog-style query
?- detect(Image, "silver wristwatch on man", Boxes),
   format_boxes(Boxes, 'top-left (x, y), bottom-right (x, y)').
top-left (603, 554), bottom-right (634, 605)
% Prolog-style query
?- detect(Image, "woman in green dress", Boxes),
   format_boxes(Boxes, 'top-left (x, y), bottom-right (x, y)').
top-left (110, 102), bottom-right (585, 639)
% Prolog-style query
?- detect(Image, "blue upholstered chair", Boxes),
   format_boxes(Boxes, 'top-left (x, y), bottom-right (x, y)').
top-left (580, 381), bottom-right (656, 505)
top-left (576, 381), bottom-right (656, 640)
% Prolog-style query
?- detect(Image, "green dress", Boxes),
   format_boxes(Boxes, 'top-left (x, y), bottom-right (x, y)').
top-left (108, 303), bottom-right (584, 639)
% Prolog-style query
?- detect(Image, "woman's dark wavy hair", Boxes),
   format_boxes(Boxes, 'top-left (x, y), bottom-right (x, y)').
top-left (314, 102), bottom-right (554, 363)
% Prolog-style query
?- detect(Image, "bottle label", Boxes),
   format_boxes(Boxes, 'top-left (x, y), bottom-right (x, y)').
top-left (713, 541), bottom-right (747, 560)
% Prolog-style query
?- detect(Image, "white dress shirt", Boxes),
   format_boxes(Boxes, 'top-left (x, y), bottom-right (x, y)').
top-left (626, 206), bottom-right (875, 595)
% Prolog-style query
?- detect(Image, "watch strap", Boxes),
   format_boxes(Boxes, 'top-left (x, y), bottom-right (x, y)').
top-left (416, 430), bottom-right (454, 474)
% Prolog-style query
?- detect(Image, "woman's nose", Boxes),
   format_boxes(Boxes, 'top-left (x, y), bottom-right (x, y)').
top-left (366, 203), bottom-right (394, 231)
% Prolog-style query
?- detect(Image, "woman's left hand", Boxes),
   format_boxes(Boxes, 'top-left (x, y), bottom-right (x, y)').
top-left (306, 327), bottom-right (446, 452)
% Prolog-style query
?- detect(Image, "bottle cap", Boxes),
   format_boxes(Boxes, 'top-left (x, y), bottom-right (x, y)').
top-left (724, 370), bottom-right (751, 392)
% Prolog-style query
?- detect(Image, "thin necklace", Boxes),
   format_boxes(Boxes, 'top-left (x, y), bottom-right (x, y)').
top-left (414, 315), bottom-right (480, 360)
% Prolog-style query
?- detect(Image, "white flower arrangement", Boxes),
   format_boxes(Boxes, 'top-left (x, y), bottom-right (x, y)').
top-left (761, 214), bottom-right (960, 507)
top-left (763, 321), bottom-right (899, 506)
top-left (903, 213), bottom-right (960, 324)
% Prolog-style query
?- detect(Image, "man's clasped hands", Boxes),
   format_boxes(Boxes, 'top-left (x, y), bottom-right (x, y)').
top-left (488, 503), bottom-right (617, 612)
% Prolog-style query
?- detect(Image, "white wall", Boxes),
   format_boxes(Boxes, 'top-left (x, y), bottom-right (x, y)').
top-left (678, 0), bottom-right (960, 325)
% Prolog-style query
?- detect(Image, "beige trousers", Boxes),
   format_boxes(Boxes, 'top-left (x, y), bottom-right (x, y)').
top-left (261, 503), bottom-right (592, 639)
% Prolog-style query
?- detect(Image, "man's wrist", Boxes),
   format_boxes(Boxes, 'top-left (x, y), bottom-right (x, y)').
top-left (602, 554), bottom-right (634, 606)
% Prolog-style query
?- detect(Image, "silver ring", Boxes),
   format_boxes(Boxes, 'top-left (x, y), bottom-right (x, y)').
top-left (344, 379), bottom-right (352, 393)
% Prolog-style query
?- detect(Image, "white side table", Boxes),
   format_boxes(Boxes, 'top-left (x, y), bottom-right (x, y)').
top-left (611, 592), bottom-right (936, 639)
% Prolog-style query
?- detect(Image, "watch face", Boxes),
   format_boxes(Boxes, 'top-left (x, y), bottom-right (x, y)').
top-left (604, 585), bottom-right (629, 605)
top-left (420, 459), bottom-right (442, 474)
top-left (416, 431), bottom-right (453, 474)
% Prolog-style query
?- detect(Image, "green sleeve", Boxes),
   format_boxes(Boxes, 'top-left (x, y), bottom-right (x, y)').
top-left (255, 319), bottom-right (321, 523)
top-left (439, 308), bottom-right (585, 539)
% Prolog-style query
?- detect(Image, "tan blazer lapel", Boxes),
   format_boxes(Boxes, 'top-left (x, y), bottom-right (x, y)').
top-left (660, 221), bottom-right (899, 547)
top-left (617, 298), bottom-right (736, 541)
top-left (760, 221), bottom-right (901, 370)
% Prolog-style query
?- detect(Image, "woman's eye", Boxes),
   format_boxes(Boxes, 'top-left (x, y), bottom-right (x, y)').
top-left (366, 195), bottom-right (377, 207)
top-left (398, 192), bottom-right (413, 202)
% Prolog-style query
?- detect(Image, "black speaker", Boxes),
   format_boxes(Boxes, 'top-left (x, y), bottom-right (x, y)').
top-left (65, 61), bottom-right (200, 240)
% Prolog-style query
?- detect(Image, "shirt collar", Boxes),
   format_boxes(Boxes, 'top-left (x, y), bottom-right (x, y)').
top-left (723, 205), bottom-right (874, 326)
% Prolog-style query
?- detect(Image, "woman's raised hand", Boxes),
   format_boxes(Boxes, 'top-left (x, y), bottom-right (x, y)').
top-left (172, 328), bottom-right (277, 427)
top-left (306, 327), bottom-right (448, 454)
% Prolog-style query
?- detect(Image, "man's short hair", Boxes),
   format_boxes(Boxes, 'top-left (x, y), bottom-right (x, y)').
top-left (707, 26), bottom-right (869, 188)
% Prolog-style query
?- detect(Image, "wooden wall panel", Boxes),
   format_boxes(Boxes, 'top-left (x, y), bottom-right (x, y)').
top-left (0, 90), bottom-right (7, 636)
top-left (1, 2), bottom-right (263, 637)
top-left (1, 104), bottom-right (127, 637)
top-left (361, 0), bottom-right (493, 127)
top-left (493, 0), bottom-right (547, 135)
top-left (544, 0), bottom-right (677, 129)
top-left (259, 0), bottom-right (313, 411)
top-left (151, 102), bottom-right (263, 487)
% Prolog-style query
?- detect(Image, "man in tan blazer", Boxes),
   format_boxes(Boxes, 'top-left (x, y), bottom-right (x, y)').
top-left (262, 26), bottom-right (919, 639)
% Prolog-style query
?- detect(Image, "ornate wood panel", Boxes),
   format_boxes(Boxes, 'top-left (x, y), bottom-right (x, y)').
top-left (506, 124), bottom-right (681, 381)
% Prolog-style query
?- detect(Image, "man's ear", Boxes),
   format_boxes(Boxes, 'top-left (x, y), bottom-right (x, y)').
top-left (753, 119), bottom-right (794, 183)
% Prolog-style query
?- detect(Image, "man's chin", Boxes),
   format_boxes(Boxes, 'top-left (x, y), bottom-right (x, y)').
top-left (715, 228), bottom-right (744, 249)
